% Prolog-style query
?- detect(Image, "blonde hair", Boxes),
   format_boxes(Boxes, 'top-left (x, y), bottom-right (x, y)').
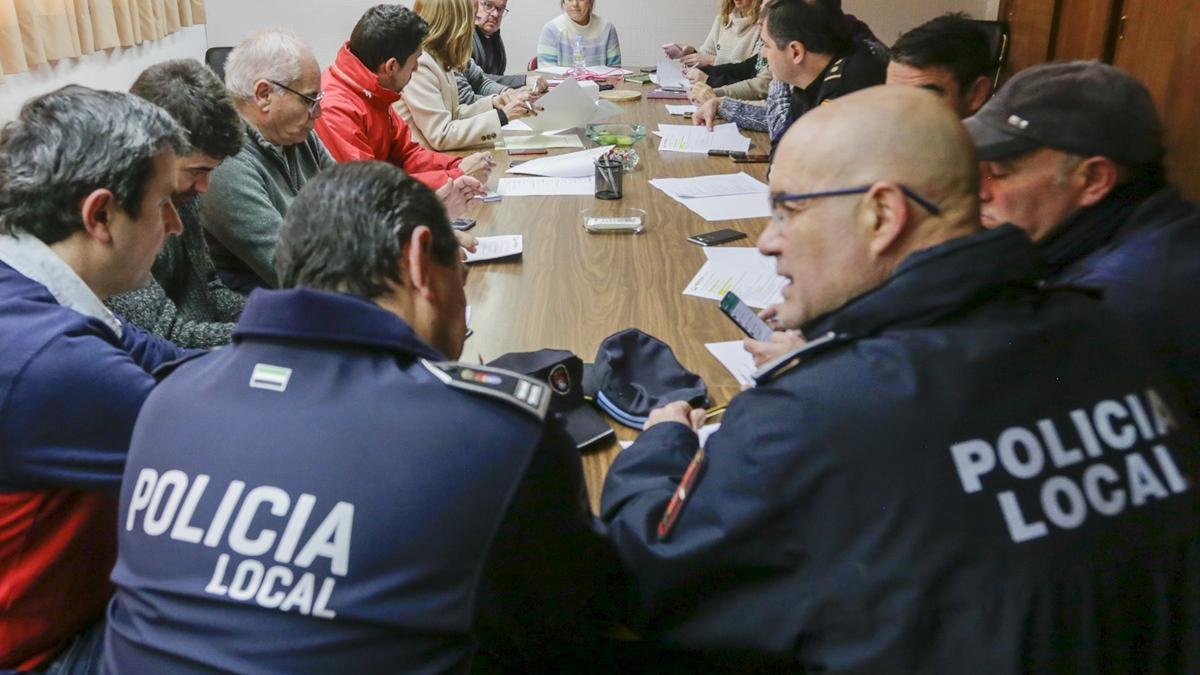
top-left (720, 0), bottom-right (759, 27)
top-left (414, 0), bottom-right (474, 71)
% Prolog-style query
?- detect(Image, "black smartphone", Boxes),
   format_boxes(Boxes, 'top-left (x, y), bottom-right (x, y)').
top-left (451, 218), bottom-right (476, 231)
top-left (598, 83), bottom-right (615, 91)
top-left (687, 228), bottom-right (747, 246)
top-left (720, 292), bottom-right (774, 342)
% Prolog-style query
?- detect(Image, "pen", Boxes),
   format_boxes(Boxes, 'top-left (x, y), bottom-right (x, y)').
top-left (509, 150), bottom-right (548, 156)
top-left (704, 405), bottom-right (727, 421)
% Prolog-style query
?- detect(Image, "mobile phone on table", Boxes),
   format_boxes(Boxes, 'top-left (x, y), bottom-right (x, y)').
top-left (451, 218), bottom-right (476, 231)
top-left (720, 292), bottom-right (774, 342)
top-left (687, 228), bottom-right (746, 246)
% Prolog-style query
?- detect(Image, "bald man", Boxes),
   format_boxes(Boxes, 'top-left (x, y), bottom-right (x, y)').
top-left (600, 87), bottom-right (1200, 670)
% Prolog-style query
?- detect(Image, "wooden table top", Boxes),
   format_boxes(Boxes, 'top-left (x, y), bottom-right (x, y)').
top-left (461, 79), bottom-right (772, 512)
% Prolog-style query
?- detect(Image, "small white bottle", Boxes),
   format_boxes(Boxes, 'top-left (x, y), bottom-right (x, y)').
top-left (572, 35), bottom-right (587, 79)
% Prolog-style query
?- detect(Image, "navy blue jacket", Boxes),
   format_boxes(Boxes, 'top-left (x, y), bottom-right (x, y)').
top-left (1042, 184), bottom-right (1200, 427)
top-left (601, 226), bottom-right (1200, 671)
top-left (104, 289), bottom-right (620, 674)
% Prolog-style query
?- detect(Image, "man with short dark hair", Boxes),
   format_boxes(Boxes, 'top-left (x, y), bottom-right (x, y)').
top-left (887, 13), bottom-right (993, 118)
top-left (966, 60), bottom-right (1200, 426)
top-left (0, 85), bottom-right (189, 672)
top-left (106, 59), bottom-right (248, 348)
top-left (473, 0), bottom-right (526, 88)
top-left (315, 4), bottom-right (492, 189)
top-left (602, 86), bottom-right (1200, 669)
top-left (104, 161), bottom-right (621, 672)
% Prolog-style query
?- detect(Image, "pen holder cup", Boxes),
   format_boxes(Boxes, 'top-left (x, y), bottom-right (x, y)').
top-left (594, 158), bottom-right (624, 200)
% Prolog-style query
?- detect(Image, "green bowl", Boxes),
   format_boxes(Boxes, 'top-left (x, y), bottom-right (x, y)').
top-left (586, 123), bottom-right (647, 147)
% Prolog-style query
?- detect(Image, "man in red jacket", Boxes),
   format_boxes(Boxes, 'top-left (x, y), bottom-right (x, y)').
top-left (316, 4), bottom-right (494, 196)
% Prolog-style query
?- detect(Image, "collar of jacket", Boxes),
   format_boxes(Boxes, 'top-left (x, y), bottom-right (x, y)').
top-left (0, 232), bottom-right (123, 338)
top-left (802, 224), bottom-right (1044, 338)
top-left (1037, 173), bottom-right (1168, 276)
top-left (330, 42), bottom-right (401, 109)
top-left (233, 287), bottom-right (445, 360)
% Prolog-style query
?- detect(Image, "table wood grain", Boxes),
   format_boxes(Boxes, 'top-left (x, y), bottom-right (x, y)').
top-left (461, 79), bottom-right (772, 512)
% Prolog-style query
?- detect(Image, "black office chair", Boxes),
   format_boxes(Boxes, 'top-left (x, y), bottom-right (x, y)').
top-left (970, 20), bottom-right (1010, 90)
top-left (205, 46), bottom-right (233, 82)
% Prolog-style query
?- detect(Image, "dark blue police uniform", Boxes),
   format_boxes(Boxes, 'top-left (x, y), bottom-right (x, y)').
top-left (601, 226), bottom-right (1200, 671)
top-left (103, 288), bottom-right (620, 674)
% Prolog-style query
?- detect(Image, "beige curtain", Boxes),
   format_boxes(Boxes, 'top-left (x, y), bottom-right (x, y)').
top-left (0, 0), bottom-right (205, 81)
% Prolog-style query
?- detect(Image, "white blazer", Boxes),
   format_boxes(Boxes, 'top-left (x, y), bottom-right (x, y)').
top-left (395, 52), bottom-right (502, 151)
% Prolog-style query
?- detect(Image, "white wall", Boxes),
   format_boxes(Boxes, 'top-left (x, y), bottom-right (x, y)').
top-left (203, 0), bottom-right (998, 76)
top-left (0, 25), bottom-right (208, 122)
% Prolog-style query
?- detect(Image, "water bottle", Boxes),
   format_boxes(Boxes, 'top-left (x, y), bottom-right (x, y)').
top-left (572, 35), bottom-right (587, 79)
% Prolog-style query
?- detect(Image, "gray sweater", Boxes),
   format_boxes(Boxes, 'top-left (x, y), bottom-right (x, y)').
top-left (200, 123), bottom-right (333, 291)
top-left (455, 59), bottom-right (509, 105)
top-left (105, 199), bottom-right (244, 349)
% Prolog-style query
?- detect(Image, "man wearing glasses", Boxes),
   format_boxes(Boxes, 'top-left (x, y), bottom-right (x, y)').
top-left (600, 86), bottom-right (1200, 669)
top-left (473, 0), bottom-right (526, 88)
top-left (200, 30), bottom-right (334, 293)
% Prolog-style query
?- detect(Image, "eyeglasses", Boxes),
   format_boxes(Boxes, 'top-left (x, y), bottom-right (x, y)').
top-left (481, 0), bottom-right (509, 16)
top-left (770, 184), bottom-right (941, 224)
top-left (269, 80), bottom-right (324, 118)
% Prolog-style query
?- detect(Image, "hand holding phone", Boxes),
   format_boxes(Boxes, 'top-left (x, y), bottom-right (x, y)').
top-left (687, 228), bottom-right (747, 246)
top-left (720, 292), bottom-right (774, 341)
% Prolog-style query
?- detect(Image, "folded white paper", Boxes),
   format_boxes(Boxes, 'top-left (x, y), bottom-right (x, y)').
top-left (506, 145), bottom-right (613, 178)
top-left (655, 53), bottom-right (688, 90)
top-left (705, 341), bottom-right (758, 387)
top-left (497, 176), bottom-right (595, 196)
top-left (464, 235), bottom-right (523, 263)
top-left (650, 172), bottom-right (768, 199)
top-left (500, 134), bottom-right (585, 150)
top-left (520, 79), bottom-right (621, 133)
top-left (683, 260), bottom-right (786, 308)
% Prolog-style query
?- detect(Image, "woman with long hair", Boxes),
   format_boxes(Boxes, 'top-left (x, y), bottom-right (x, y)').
top-left (396, 0), bottom-right (533, 150)
top-left (663, 0), bottom-right (760, 67)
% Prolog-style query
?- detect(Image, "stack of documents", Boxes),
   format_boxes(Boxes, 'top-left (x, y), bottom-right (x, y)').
top-left (683, 246), bottom-right (786, 309)
top-left (705, 342), bottom-right (758, 387)
top-left (464, 235), bottom-right (523, 263)
top-left (655, 53), bottom-right (688, 90)
top-left (656, 123), bottom-right (751, 154)
top-left (500, 134), bottom-right (584, 151)
top-left (504, 79), bottom-right (620, 134)
top-left (497, 176), bottom-right (594, 196)
top-left (649, 171), bottom-right (771, 221)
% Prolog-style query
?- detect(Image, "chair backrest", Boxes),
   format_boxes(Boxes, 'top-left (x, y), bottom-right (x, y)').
top-left (205, 46), bottom-right (233, 83)
top-left (970, 20), bottom-right (1011, 90)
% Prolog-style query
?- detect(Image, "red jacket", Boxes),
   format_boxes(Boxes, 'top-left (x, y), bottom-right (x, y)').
top-left (316, 44), bottom-right (464, 190)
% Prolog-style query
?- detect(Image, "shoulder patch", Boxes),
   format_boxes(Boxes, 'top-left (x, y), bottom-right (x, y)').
top-left (752, 331), bottom-right (850, 384)
top-left (823, 57), bottom-right (846, 81)
top-left (422, 360), bottom-right (550, 420)
top-left (150, 351), bottom-right (210, 383)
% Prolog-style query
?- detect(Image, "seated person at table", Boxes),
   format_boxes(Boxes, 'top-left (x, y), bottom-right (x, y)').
top-left (396, 0), bottom-right (534, 151)
top-left (537, 0), bottom-right (621, 69)
top-left (201, 30), bottom-right (333, 293)
top-left (601, 85), bottom-right (1200, 670)
top-left (695, 0), bottom-right (886, 161)
top-left (474, 0), bottom-right (526, 88)
top-left (106, 59), bottom-right (248, 349)
top-left (663, 0), bottom-right (761, 67)
top-left (104, 161), bottom-right (622, 673)
top-left (0, 85), bottom-right (189, 673)
top-left (887, 13), bottom-right (994, 118)
top-left (967, 61), bottom-right (1200, 426)
top-left (316, 4), bottom-right (494, 188)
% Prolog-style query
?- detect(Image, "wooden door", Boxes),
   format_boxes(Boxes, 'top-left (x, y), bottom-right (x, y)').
top-left (998, 0), bottom-right (1060, 80)
top-left (1113, 0), bottom-right (1200, 199)
top-left (1053, 0), bottom-right (1120, 61)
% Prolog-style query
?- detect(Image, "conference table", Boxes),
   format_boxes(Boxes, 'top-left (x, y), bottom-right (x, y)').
top-left (459, 77), bottom-right (772, 512)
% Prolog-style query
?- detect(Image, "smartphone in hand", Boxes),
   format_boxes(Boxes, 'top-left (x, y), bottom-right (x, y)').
top-left (720, 292), bottom-right (774, 342)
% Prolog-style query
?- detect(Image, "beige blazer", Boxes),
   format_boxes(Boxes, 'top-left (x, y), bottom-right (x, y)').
top-left (395, 52), bottom-right (502, 151)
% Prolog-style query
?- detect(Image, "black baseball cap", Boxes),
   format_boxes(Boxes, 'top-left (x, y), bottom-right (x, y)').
top-left (489, 349), bottom-right (614, 450)
top-left (582, 329), bottom-right (709, 429)
top-left (964, 60), bottom-right (1163, 165)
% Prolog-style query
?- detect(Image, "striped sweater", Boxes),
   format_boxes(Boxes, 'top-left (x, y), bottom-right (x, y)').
top-left (537, 13), bottom-right (621, 68)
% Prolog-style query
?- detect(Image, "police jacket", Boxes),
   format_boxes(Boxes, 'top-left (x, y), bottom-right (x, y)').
top-left (105, 289), bottom-right (621, 674)
top-left (601, 226), bottom-right (1200, 672)
top-left (1039, 178), bottom-right (1200, 428)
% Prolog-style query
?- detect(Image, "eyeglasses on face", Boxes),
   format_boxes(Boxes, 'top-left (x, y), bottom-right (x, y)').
top-left (269, 80), bottom-right (324, 117)
top-left (481, 0), bottom-right (509, 16)
top-left (769, 184), bottom-right (942, 224)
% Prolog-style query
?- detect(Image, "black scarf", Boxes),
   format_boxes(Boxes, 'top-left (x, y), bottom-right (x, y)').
top-left (1038, 168), bottom-right (1166, 277)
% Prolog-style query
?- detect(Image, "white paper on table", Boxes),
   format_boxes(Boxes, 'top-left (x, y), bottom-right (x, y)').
top-left (678, 193), bottom-right (772, 221)
top-left (506, 145), bottom-right (613, 178)
top-left (683, 260), bottom-right (786, 308)
top-left (500, 134), bottom-right (585, 150)
top-left (497, 176), bottom-right (595, 196)
top-left (657, 122), bottom-right (751, 154)
top-left (666, 104), bottom-right (698, 116)
top-left (703, 246), bottom-right (777, 273)
top-left (536, 65), bottom-right (573, 76)
top-left (502, 119), bottom-right (533, 132)
top-left (655, 52), bottom-right (688, 89)
top-left (705, 342), bottom-right (758, 387)
top-left (464, 235), bottom-right (523, 263)
top-left (520, 79), bottom-right (621, 133)
top-left (619, 423), bottom-right (721, 451)
top-left (536, 65), bottom-right (632, 77)
top-left (650, 172), bottom-right (767, 199)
